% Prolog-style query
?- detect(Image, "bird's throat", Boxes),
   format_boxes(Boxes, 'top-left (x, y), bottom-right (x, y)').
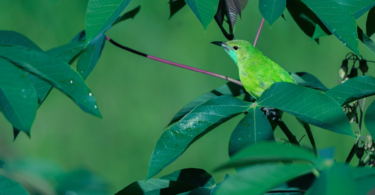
top-left (225, 50), bottom-right (238, 67)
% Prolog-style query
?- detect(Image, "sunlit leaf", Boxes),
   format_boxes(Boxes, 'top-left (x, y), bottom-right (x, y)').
top-left (303, 0), bottom-right (359, 56)
top-left (113, 6), bottom-right (141, 26)
top-left (0, 175), bottom-right (29, 195)
top-left (259, 0), bottom-right (286, 26)
top-left (305, 163), bottom-right (355, 195)
top-left (0, 46), bottom-right (101, 118)
top-left (216, 142), bottom-right (318, 171)
top-left (147, 96), bottom-right (251, 179)
top-left (228, 106), bottom-right (274, 157)
top-left (215, 164), bottom-right (315, 195)
top-left (365, 100), bottom-right (375, 138)
top-left (256, 83), bottom-right (354, 137)
top-left (85, 0), bottom-right (131, 45)
top-left (167, 82), bottom-right (252, 126)
top-left (0, 58), bottom-right (37, 135)
top-left (185, 0), bottom-right (219, 30)
top-left (290, 72), bottom-right (329, 91)
top-left (325, 76), bottom-right (375, 105)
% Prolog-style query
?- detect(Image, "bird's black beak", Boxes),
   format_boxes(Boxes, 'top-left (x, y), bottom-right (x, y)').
top-left (211, 41), bottom-right (224, 47)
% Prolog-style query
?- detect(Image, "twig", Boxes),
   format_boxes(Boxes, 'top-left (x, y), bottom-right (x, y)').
top-left (254, 18), bottom-right (265, 47)
top-left (105, 36), bottom-right (243, 86)
top-left (277, 121), bottom-right (300, 145)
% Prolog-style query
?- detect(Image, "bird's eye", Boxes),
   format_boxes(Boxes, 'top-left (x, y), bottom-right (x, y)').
top-left (233, 46), bottom-right (239, 50)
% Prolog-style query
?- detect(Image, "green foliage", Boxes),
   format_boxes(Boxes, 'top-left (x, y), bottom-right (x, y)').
top-left (185, 0), bottom-right (219, 30)
top-left (259, 0), bottom-right (286, 26)
top-left (365, 100), bottom-right (375, 137)
top-left (0, 175), bottom-right (29, 195)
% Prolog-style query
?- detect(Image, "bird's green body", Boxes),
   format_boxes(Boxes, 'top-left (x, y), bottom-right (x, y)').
top-left (214, 40), bottom-right (296, 99)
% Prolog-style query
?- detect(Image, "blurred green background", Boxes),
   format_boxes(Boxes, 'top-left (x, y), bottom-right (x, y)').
top-left (0, 0), bottom-right (374, 194)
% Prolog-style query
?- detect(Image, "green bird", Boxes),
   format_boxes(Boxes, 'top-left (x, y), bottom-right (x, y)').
top-left (212, 40), bottom-right (296, 99)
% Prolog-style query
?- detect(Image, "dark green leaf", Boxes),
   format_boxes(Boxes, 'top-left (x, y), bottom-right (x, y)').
top-left (367, 7), bottom-right (375, 37)
top-left (365, 100), bottom-right (375, 138)
top-left (305, 164), bottom-right (355, 195)
top-left (353, 167), bottom-right (375, 195)
top-left (228, 106), bottom-right (274, 157)
top-left (0, 175), bottom-right (29, 195)
top-left (325, 76), bottom-right (375, 105)
top-left (0, 46), bottom-right (102, 118)
top-left (185, 0), bottom-right (220, 30)
top-left (331, 0), bottom-right (375, 19)
top-left (215, 164), bottom-right (315, 195)
top-left (169, 0), bottom-right (186, 19)
top-left (147, 96), bottom-right (251, 179)
top-left (85, 0), bottom-right (131, 45)
top-left (113, 6), bottom-right (141, 26)
top-left (46, 41), bottom-right (85, 63)
top-left (160, 168), bottom-right (214, 188)
top-left (0, 31), bottom-right (42, 52)
top-left (303, 0), bottom-right (359, 56)
top-left (310, 24), bottom-right (328, 41)
top-left (256, 83), bottom-right (353, 137)
top-left (77, 33), bottom-right (106, 79)
top-left (0, 58), bottom-right (37, 135)
top-left (71, 30), bottom-right (86, 43)
top-left (358, 27), bottom-right (375, 55)
top-left (290, 72), bottom-right (329, 91)
top-left (167, 82), bottom-right (251, 126)
top-left (259, 0), bottom-right (286, 26)
top-left (216, 142), bottom-right (318, 172)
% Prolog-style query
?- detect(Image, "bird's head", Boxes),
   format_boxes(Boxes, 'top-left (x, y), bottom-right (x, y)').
top-left (211, 40), bottom-right (253, 66)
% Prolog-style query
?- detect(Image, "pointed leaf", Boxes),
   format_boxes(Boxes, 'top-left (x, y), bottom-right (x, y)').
top-left (365, 100), bottom-right (375, 138)
top-left (46, 41), bottom-right (85, 63)
top-left (0, 58), bottom-right (37, 135)
top-left (325, 76), bottom-right (375, 105)
top-left (147, 96), bottom-right (251, 179)
top-left (290, 72), bottom-right (329, 91)
top-left (228, 106), bottom-right (274, 157)
top-left (77, 33), bottom-right (106, 79)
top-left (305, 164), bottom-right (355, 195)
top-left (113, 5), bottom-right (141, 26)
top-left (331, 0), bottom-right (375, 19)
top-left (0, 175), bottom-right (29, 195)
top-left (259, 0), bottom-right (286, 26)
top-left (169, 0), bottom-right (187, 19)
top-left (185, 0), bottom-right (220, 30)
top-left (256, 83), bottom-right (354, 137)
top-left (311, 24), bottom-right (328, 41)
top-left (367, 7), bottom-right (375, 38)
top-left (85, 0), bottom-right (131, 45)
top-left (0, 31), bottom-right (42, 52)
top-left (303, 0), bottom-right (359, 56)
top-left (216, 142), bottom-right (318, 172)
top-left (167, 82), bottom-right (252, 126)
top-left (215, 164), bottom-right (315, 195)
top-left (0, 46), bottom-right (101, 118)
top-left (358, 27), bottom-right (375, 55)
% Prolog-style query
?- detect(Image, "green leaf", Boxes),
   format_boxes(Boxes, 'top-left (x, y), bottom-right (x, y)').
top-left (216, 142), bottom-right (318, 172)
top-left (310, 24), bottom-right (328, 41)
top-left (85, 0), bottom-right (131, 45)
top-left (77, 33), bottom-right (106, 79)
top-left (325, 76), bottom-right (375, 105)
top-left (117, 168), bottom-right (214, 195)
top-left (331, 0), bottom-right (375, 19)
top-left (305, 164), bottom-right (355, 195)
top-left (290, 72), bottom-right (329, 91)
top-left (365, 100), bottom-right (375, 138)
top-left (353, 167), bottom-right (375, 195)
top-left (0, 31), bottom-right (42, 52)
top-left (46, 41), bottom-right (85, 63)
top-left (0, 58), bottom-right (37, 135)
top-left (367, 7), bottom-right (375, 37)
top-left (0, 46), bottom-right (101, 118)
top-left (167, 82), bottom-right (252, 126)
top-left (185, 0), bottom-right (220, 30)
top-left (113, 6), bottom-right (140, 26)
top-left (256, 83), bottom-right (354, 137)
top-left (147, 96), bottom-right (251, 179)
top-left (228, 106), bottom-right (274, 157)
top-left (259, 0), bottom-right (286, 26)
top-left (303, 0), bottom-right (359, 56)
top-left (215, 164), bottom-right (315, 195)
top-left (358, 27), bottom-right (375, 55)
top-left (0, 175), bottom-right (29, 195)
top-left (169, 0), bottom-right (187, 19)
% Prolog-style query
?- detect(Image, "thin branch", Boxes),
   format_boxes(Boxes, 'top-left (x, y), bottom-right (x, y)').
top-left (105, 36), bottom-right (242, 86)
top-left (254, 18), bottom-right (265, 47)
top-left (277, 121), bottom-right (300, 145)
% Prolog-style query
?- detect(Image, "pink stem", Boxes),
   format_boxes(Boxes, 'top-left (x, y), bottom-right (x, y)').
top-left (254, 18), bottom-right (265, 47)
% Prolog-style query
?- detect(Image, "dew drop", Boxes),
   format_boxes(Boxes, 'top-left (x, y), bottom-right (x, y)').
top-left (186, 128), bottom-right (191, 132)
top-left (89, 93), bottom-right (93, 96)
top-left (94, 105), bottom-right (98, 109)
top-left (70, 80), bottom-right (74, 84)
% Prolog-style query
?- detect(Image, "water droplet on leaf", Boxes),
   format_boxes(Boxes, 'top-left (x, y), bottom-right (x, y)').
top-left (89, 93), bottom-right (92, 96)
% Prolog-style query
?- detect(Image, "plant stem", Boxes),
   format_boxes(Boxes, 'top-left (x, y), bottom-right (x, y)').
top-left (254, 18), bottom-right (265, 47)
top-left (277, 121), bottom-right (300, 145)
top-left (105, 36), bottom-right (243, 86)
